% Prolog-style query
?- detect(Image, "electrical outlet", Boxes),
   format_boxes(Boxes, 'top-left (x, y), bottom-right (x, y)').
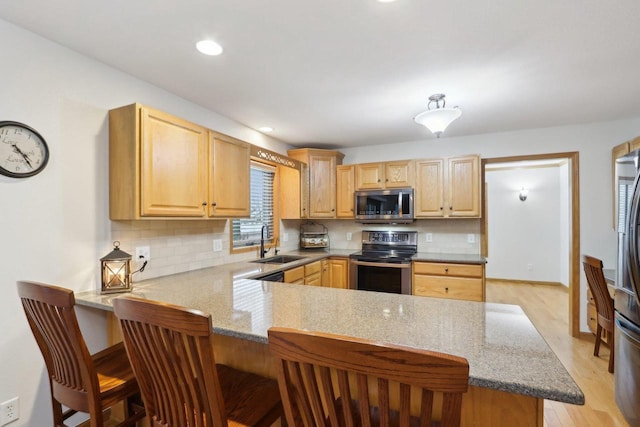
top-left (213, 239), bottom-right (222, 252)
top-left (0, 396), bottom-right (19, 426)
top-left (135, 246), bottom-right (151, 261)
top-left (425, 233), bottom-right (433, 242)
top-left (346, 232), bottom-right (352, 241)
top-left (527, 263), bottom-right (533, 271)
top-left (282, 233), bottom-right (289, 242)
top-left (467, 234), bottom-right (475, 243)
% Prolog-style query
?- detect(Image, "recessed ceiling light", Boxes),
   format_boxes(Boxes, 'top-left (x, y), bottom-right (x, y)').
top-left (196, 40), bottom-right (223, 56)
top-left (258, 126), bottom-right (274, 133)
top-left (377, 0), bottom-right (398, 3)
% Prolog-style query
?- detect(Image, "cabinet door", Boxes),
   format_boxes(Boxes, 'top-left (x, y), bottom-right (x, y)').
top-left (321, 259), bottom-right (330, 286)
top-left (305, 272), bottom-right (322, 286)
top-left (356, 163), bottom-right (384, 189)
top-left (279, 165), bottom-right (301, 219)
top-left (329, 258), bottom-right (349, 289)
top-left (336, 165), bottom-right (355, 218)
top-left (414, 159), bottom-right (445, 217)
top-left (140, 107), bottom-right (207, 217)
top-left (285, 266), bottom-right (305, 283)
top-left (309, 154), bottom-right (337, 217)
top-left (448, 155), bottom-right (480, 217)
top-left (208, 133), bottom-right (250, 217)
top-left (384, 160), bottom-right (414, 188)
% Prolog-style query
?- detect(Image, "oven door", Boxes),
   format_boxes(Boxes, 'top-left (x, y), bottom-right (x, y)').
top-left (350, 259), bottom-right (412, 295)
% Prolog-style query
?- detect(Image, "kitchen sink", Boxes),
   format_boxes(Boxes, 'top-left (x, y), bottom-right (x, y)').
top-left (252, 255), bottom-right (306, 264)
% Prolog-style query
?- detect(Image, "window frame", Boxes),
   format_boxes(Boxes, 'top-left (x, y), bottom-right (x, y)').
top-left (230, 158), bottom-right (280, 254)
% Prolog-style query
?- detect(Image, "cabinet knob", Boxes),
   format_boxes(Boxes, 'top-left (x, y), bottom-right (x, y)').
top-left (202, 202), bottom-right (207, 206)
top-left (449, 206), bottom-right (453, 210)
top-left (439, 207), bottom-right (443, 210)
top-left (445, 287), bottom-right (449, 292)
top-left (211, 202), bottom-right (217, 207)
top-left (385, 178), bottom-right (389, 182)
top-left (377, 179), bottom-right (381, 182)
top-left (445, 268), bottom-right (449, 273)
top-left (331, 208), bottom-right (335, 212)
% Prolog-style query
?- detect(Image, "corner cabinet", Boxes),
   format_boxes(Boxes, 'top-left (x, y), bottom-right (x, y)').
top-left (415, 155), bottom-right (480, 218)
top-left (109, 103), bottom-right (250, 220)
top-left (412, 261), bottom-right (485, 302)
top-left (287, 148), bottom-right (344, 218)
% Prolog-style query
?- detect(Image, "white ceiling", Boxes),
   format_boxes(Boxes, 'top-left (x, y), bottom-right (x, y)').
top-left (2, 1), bottom-right (640, 148)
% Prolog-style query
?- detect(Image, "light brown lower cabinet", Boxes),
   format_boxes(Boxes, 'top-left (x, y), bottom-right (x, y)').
top-left (284, 258), bottom-right (349, 288)
top-left (412, 261), bottom-right (485, 302)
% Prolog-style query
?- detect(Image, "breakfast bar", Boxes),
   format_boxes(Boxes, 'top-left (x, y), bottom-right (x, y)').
top-left (76, 265), bottom-right (584, 427)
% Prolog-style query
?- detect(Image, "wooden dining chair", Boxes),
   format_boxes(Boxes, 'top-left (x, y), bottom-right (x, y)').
top-left (268, 327), bottom-right (470, 427)
top-left (112, 296), bottom-right (283, 427)
top-left (17, 280), bottom-right (145, 427)
top-left (582, 255), bottom-right (615, 373)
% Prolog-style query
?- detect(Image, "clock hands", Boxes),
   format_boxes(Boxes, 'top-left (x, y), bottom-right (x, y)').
top-left (11, 143), bottom-right (33, 169)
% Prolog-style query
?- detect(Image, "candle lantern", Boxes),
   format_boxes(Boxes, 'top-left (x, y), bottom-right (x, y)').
top-left (101, 241), bottom-right (132, 294)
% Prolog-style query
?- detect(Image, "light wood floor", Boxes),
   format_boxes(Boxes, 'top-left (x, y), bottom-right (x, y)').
top-left (486, 280), bottom-right (629, 427)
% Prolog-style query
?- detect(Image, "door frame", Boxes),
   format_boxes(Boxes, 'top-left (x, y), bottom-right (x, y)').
top-left (481, 151), bottom-right (580, 337)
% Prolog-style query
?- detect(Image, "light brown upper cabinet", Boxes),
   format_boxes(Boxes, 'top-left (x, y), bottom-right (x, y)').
top-left (208, 132), bottom-right (250, 218)
top-left (415, 155), bottom-right (481, 218)
top-left (287, 148), bottom-right (344, 218)
top-left (336, 165), bottom-right (355, 218)
top-left (109, 103), bottom-right (249, 220)
top-left (355, 160), bottom-right (414, 190)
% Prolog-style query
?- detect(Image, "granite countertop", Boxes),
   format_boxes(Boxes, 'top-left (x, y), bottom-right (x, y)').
top-left (413, 252), bottom-right (486, 264)
top-left (76, 251), bottom-right (583, 406)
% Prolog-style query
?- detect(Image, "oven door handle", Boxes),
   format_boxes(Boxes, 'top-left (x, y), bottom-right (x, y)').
top-left (350, 260), bottom-right (411, 268)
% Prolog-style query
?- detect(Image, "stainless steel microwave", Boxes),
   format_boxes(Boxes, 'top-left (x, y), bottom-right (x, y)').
top-left (354, 188), bottom-right (414, 223)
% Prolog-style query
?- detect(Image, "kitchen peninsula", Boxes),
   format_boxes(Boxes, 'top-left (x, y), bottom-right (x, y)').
top-left (76, 253), bottom-right (584, 427)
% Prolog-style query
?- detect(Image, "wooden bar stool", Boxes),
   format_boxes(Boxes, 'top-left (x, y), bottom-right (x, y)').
top-left (582, 255), bottom-right (615, 373)
top-left (112, 296), bottom-right (283, 427)
top-left (17, 281), bottom-right (145, 427)
top-left (268, 327), bottom-right (470, 427)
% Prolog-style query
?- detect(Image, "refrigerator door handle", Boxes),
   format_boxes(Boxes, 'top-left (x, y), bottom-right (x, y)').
top-left (616, 314), bottom-right (640, 345)
top-left (626, 171), bottom-right (640, 304)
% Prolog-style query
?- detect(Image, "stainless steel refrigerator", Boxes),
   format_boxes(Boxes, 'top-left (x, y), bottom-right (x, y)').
top-left (614, 149), bottom-right (640, 425)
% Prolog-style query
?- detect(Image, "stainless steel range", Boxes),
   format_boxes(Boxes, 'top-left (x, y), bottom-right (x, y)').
top-left (349, 230), bottom-right (417, 294)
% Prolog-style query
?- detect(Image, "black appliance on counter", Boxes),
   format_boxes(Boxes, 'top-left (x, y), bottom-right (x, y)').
top-left (349, 230), bottom-right (417, 295)
top-left (614, 149), bottom-right (640, 425)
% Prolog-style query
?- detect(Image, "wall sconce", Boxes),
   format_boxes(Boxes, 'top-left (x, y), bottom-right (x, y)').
top-left (101, 241), bottom-right (132, 294)
top-left (519, 187), bottom-right (529, 202)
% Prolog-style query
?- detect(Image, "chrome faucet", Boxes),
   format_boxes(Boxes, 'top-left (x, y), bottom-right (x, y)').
top-left (260, 225), bottom-right (269, 258)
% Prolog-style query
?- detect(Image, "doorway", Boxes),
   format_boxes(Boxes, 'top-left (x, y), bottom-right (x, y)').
top-left (481, 152), bottom-right (580, 337)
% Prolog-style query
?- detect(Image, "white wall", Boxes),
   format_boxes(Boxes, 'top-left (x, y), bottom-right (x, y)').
top-left (0, 19), bottom-right (291, 426)
top-left (485, 165), bottom-right (567, 284)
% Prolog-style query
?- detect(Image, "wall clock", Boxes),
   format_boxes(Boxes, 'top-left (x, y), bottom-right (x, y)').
top-left (0, 121), bottom-right (49, 178)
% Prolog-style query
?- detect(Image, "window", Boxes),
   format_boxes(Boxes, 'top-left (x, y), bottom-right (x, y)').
top-left (232, 161), bottom-right (276, 249)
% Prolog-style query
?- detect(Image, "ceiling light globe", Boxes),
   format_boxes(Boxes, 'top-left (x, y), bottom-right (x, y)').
top-left (414, 108), bottom-right (462, 137)
top-left (196, 40), bottom-right (223, 56)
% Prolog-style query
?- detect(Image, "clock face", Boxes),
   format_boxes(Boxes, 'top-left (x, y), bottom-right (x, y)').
top-left (0, 121), bottom-right (49, 178)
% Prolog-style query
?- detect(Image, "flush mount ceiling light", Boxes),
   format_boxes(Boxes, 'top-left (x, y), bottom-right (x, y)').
top-left (413, 93), bottom-right (462, 138)
top-left (196, 39), bottom-right (223, 56)
top-left (258, 126), bottom-right (274, 133)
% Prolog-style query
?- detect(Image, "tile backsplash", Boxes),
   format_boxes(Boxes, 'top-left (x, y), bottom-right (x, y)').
top-left (111, 218), bottom-right (481, 282)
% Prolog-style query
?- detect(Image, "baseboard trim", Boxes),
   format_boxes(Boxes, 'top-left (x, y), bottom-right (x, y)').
top-left (487, 278), bottom-right (567, 288)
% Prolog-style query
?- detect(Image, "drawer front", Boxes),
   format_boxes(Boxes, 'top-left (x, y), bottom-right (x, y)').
top-left (413, 262), bottom-right (483, 278)
top-left (305, 261), bottom-right (322, 276)
top-left (413, 275), bottom-right (483, 302)
top-left (284, 266), bottom-right (305, 283)
top-left (305, 272), bottom-right (322, 286)
top-left (587, 302), bottom-right (597, 333)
